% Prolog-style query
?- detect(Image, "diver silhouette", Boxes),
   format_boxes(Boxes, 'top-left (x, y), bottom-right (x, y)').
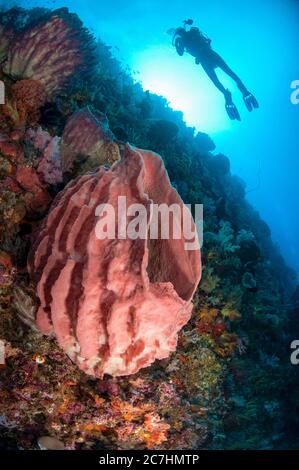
top-left (169, 19), bottom-right (259, 120)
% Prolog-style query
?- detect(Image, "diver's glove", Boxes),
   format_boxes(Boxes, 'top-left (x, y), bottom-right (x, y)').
top-left (243, 92), bottom-right (259, 112)
top-left (225, 90), bottom-right (241, 121)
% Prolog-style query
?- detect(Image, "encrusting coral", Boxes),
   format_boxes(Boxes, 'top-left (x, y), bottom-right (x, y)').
top-left (26, 127), bottom-right (63, 185)
top-left (3, 79), bottom-right (46, 127)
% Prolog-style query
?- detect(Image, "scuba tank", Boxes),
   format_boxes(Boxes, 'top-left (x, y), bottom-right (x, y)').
top-left (174, 29), bottom-right (186, 56)
top-left (171, 19), bottom-right (211, 58)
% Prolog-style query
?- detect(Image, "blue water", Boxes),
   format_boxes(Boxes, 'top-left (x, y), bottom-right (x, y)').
top-left (6, 0), bottom-right (299, 277)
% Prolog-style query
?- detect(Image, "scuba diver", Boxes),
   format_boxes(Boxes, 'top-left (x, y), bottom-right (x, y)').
top-left (169, 19), bottom-right (259, 120)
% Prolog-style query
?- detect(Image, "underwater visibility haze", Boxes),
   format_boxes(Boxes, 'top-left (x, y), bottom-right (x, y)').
top-left (0, 0), bottom-right (299, 454)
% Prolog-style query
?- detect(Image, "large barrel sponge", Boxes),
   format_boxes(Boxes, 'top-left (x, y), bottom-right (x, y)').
top-left (28, 145), bottom-right (201, 377)
top-left (3, 9), bottom-right (95, 100)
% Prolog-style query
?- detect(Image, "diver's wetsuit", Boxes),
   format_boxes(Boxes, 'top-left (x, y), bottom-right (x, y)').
top-left (184, 29), bottom-right (248, 95)
top-left (177, 27), bottom-right (259, 120)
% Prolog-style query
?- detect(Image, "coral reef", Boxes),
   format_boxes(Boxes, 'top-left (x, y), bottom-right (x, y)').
top-left (27, 145), bottom-right (201, 377)
top-left (3, 8), bottom-right (95, 100)
top-left (0, 131), bottom-right (51, 260)
top-left (26, 128), bottom-right (62, 185)
top-left (3, 79), bottom-right (46, 127)
top-left (0, 6), bottom-right (298, 451)
top-left (60, 107), bottom-right (119, 173)
top-left (0, 24), bottom-right (13, 64)
top-left (242, 272), bottom-right (257, 290)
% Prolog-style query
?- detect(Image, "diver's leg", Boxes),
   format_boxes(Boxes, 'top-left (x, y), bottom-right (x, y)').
top-left (201, 62), bottom-right (227, 94)
top-left (201, 63), bottom-right (241, 121)
top-left (213, 53), bottom-right (248, 93)
top-left (213, 53), bottom-right (259, 111)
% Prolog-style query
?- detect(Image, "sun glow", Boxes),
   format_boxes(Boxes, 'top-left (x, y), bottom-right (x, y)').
top-left (132, 45), bottom-right (232, 134)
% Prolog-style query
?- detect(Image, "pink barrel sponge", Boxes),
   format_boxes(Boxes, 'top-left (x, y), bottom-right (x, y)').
top-left (60, 107), bottom-right (117, 172)
top-left (28, 145), bottom-right (201, 377)
top-left (3, 9), bottom-right (94, 100)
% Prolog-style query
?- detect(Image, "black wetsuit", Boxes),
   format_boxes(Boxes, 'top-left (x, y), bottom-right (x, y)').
top-left (175, 26), bottom-right (259, 120)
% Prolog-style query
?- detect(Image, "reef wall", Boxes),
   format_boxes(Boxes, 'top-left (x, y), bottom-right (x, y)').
top-left (0, 7), bottom-right (298, 450)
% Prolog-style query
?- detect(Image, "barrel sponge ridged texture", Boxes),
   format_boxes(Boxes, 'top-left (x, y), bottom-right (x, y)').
top-left (60, 107), bottom-right (117, 172)
top-left (28, 145), bottom-right (201, 377)
top-left (3, 10), bottom-right (94, 99)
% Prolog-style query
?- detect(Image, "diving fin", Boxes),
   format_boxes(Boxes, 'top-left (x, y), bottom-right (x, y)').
top-left (243, 92), bottom-right (259, 112)
top-left (225, 90), bottom-right (241, 121)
